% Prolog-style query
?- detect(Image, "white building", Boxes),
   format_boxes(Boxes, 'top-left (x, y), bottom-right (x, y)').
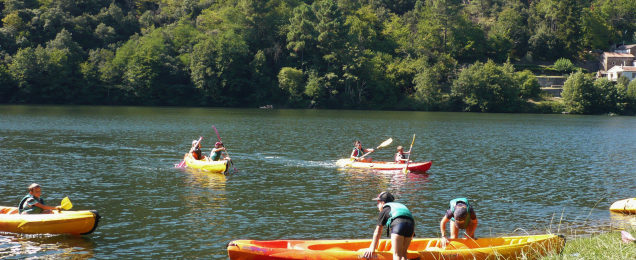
top-left (607, 66), bottom-right (636, 82)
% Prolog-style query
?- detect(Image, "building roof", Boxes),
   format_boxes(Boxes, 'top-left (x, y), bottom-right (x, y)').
top-left (603, 52), bottom-right (635, 58)
top-left (608, 66), bottom-right (636, 72)
top-left (618, 44), bottom-right (636, 49)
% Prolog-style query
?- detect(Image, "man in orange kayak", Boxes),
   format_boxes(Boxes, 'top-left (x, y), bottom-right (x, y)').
top-left (18, 183), bottom-right (61, 214)
top-left (440, 198), bottom-right (478, 247)
top-left (350, 140), bottom-right (374, 162)
top-left (364, 191), bottom-right (415, 260)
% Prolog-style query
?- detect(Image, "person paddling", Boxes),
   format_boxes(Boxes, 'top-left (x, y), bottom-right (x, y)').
top-left (210, 142), bottom-right (231, 162)
top-left (351, 140), bottom-right (374, 162)
top-left (190, 139), bottom-right (205, 160)
top-left (364, 191), bottom-right (415, 260)
top-left (395, 146), bottom-right (410, 164)
top-left (18, 183), bottom-right (61, 214)
top-left (440, 198), bottom-right (478, 247)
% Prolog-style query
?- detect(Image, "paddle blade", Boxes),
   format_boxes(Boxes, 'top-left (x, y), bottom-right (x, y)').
top-left (60, 197), bottom-right (72, 210)
top-left (377, 138), bottom-right (393, 149)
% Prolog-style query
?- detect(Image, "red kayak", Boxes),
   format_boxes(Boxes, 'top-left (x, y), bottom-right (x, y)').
top-left (336, 159), bottom-right (432, 173)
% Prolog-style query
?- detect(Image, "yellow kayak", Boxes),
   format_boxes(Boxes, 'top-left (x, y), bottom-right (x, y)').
top-left (228, 234), bottom-right (564, 259)
top-left (0, 206), bottom-right (100, 235)
top-left (610, 198), bottom-right (636, 214)
top-left (184, 153), bottom-right (229, 173)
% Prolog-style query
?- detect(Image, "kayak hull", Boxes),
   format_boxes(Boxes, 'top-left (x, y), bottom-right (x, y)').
top-left (0, 207), bottom-right (100, 235)
top-left (184, 154), bottom-right (229, 173)
top-left (228, 234), bottom-right (564, 260)
top-left (610, 198), bottom-right (636, 214)
top-left (336, 159), bottom-right (432, 173)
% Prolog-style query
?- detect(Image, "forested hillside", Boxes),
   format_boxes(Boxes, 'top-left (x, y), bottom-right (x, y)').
top-left (0, 0), bottom-right (635, 113)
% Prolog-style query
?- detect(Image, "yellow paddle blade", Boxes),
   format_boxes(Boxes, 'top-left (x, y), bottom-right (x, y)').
top-left (377, 138), bottom-right (393, 149)
top-left (60, 197), bottom-right (73, 210)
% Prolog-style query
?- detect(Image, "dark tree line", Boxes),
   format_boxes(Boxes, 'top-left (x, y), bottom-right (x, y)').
top-left (0, 0), bottom-right (635, 114)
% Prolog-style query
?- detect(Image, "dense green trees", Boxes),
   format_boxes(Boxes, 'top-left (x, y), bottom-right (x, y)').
top-left (0, 0), bottom-right (634, 114)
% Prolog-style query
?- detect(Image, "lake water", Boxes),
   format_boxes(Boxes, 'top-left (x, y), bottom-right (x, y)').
top-left (0, 105), bottom-right (634, 259)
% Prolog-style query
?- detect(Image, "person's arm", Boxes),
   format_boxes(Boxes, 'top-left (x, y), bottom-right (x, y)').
top-left (363, 225), bottom-right (383, 258)
top-left (440, 216), bottom-right (450, 246)
top-left (32, 201), bottom-right (60, 211)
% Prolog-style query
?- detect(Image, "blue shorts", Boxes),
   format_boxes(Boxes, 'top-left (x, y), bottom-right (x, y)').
top-left (390, 218), bottom-right (415, 237)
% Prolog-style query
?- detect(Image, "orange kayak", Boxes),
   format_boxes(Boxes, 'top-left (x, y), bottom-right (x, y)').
top-left (227, 234), bottom-right (564, 259)
top-left (336, 159), bottom-right (432, 173)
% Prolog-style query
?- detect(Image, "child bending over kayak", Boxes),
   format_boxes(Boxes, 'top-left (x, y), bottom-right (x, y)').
top-left (364, 191), bottom-right (415, 260)
top-left (440, 198), bottom-right (478, 247)
top-left (18, 183), bottom-right (61, 214)
top-left (351, 140), bottom-right (374, 162)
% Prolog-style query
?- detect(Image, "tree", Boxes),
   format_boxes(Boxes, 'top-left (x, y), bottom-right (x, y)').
top-left (561, 71), bottom-right (595, 114)
top-left (451, 60), bottom-right (521, 112)
top-left (553, 58), bottom-right (574, 72)
top-left (515, 69), bottom-right (541, 99)
top-left (278, 67), bottom-right (305, 103)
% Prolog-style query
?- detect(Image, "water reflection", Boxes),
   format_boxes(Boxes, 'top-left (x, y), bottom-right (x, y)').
top-left (610, 212), bottom-right (636, 230)
top-left (0, 234), bottom-right (95, 259)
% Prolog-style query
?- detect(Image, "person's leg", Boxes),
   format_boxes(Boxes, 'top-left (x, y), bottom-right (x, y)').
top-left (391, 234), bottom-right (405, 260)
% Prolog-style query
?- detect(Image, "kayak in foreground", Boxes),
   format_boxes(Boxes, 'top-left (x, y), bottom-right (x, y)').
top-left (0, 207), bottom-right (100, 235)
top-left (610, 198), bottom-right (636, 214)
top-left (228, 234), bottom-right (564, 260)
top-left (183, 153), bottom-right (230, 174)
top-left (336, 159), bottom-right (432, 173)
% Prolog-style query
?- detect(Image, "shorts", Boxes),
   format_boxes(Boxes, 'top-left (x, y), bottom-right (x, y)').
top-left (390, 217), bottom-right (415, 237)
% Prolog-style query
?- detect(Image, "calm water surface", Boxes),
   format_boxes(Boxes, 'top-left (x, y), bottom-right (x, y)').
top-left (0, 105), bottom-right (634, 259)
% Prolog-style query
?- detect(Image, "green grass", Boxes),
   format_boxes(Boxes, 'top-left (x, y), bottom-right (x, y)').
top-left (541, 228), bottom-right (636, 259)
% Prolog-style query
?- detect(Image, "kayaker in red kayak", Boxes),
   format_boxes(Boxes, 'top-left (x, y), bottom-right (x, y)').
top-left (440, 198), bottom-right (478, 247)
top-left (18, 183), bottom-right (61, 214)
top-left (351, 140), bottom-right (374, 162)
top-left (364, 191), bottom-right (415, 260)
top-left (394, 146), bottom-right (410, 164)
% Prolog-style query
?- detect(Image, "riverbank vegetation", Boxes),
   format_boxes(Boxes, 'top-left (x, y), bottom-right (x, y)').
top-left (542, 228), bottom-right (636, 259)
top-left (0, 0), bottom-right (635, 114)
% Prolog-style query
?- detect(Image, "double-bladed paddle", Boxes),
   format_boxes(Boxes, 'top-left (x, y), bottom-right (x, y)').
top-left (403, 134), bottom-right (415, 174)
top-left (60, 196), bottom-right (72, 210)
top-left (359, 138), bottom-right (393, 159)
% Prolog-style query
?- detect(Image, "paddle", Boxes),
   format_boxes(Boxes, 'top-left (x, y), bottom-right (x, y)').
top-left (60, 197), bottom-right (72, 210)
top-left (359, 138), bottom-right (393, 160)
top-left (212, 125), bottom-right (236, 174)
top-left (176, 136), bottom-right (203, 168)
top-left (403, 134), bottom-right (415, 174)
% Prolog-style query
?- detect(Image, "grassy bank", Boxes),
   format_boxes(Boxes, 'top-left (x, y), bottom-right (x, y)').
top-left (541, 228), bottom-right (636, 259)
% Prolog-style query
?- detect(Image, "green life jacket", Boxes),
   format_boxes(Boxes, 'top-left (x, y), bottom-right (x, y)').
top-left (449, 198), bottom-right (471, 228)
top-left (18, 194), bottom-right (44, 214)
top-left (384, 202), bottom-right (413, 236)
top-left (211, 150), bottom-right (221, 161)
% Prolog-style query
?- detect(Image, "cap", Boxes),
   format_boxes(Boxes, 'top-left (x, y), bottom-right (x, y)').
top-left (215, 142), bottom-right (223, 147)
top-left (28, 183), bottom-right (41, 191)
top-left (453, 205), bottom-right (468, 220)
top-left (372, 191), bottom-right (394, 203)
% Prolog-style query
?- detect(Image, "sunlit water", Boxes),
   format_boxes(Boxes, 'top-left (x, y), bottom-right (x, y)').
top-left (0, 105), bottom-right (634, 258)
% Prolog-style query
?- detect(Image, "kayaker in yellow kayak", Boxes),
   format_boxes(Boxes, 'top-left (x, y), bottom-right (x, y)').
top-left (351, 140), bottom-right (374, 162)
top-left (190, 139), bottom-right (206, 160)
top-left (440, 198), bottom-right (478, 247)
top-left (210, 142), bottom-right (231, 161)
top-left (364, 191), bottom-right (415, 260)
top-left (18, 183), bottom-right (61, 214)
top-left (394, 146), bottom-right (410, 163)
